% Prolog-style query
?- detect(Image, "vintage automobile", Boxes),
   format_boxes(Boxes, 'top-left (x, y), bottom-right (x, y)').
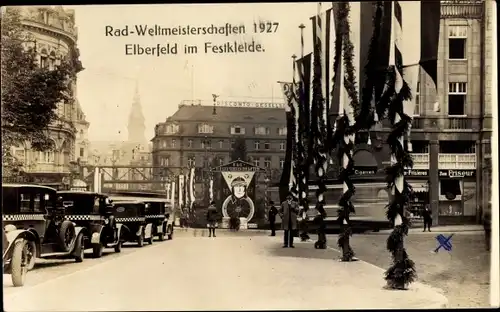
top-left (2, 184), bottom-right (86, 287)
top-left (57, 191), bottom-right (124, 258)
top-left (109, 200), bottom-right (152, 247)
top-left (108, 192), bottom-right (175, 241)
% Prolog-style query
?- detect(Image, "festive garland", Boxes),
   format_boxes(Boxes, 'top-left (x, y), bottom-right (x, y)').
top-left (332, 2), bottom-right (358, 261)
top-left (376, 4), bottom-right (417, 287)
top-left (290, 86), bottom-right (300, 202)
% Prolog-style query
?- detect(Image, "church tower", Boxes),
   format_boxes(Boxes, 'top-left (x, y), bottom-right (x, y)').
top-left (127, 82), bottom-right (147, 145)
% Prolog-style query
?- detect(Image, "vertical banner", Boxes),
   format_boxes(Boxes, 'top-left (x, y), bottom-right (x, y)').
top-left (165, 182), bottom-right (171, 201)
top-left (171, 180), bottom-right (176, 208)
top-left (178, 174), bottom-right (184, 210)
top-left (189, 167), bottom-right (196, 209)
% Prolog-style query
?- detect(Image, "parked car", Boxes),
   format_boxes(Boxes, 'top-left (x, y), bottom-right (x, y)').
top-left (57, 191), bottom-right (124, 258)
top-left (110, 200), bottom-right (151, 247)
top-left (2, 184), bottom-right (86, 287)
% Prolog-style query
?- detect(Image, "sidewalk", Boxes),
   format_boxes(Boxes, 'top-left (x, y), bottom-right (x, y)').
top-left (377, 224), bottom-right (484, 235)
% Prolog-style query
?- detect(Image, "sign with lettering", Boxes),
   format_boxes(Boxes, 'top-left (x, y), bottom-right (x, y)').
top-left (438, 169), bottom-right (476, 178)
top-left (216, 100), bottom-right (284, 109)
top-left (214, 160), bottom-right (266, 172)
top-left (404, 169), bottom-right (429, 177)
top-left (353, 168), bottom-right (378, 176)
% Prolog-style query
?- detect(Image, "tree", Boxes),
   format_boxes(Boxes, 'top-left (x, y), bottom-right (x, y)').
top-left (1, 7), bottom-right (78, 174)
top-left (230, 138), bottom-right (248, 162)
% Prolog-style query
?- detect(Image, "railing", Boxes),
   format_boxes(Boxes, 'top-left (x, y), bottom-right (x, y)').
top-left (380, 117), bottom-right (480, 131)
top-left (411, 153), bottom-right (430, 169)
top-left (441, 1), bottom-right (483, 19)
top-left (438, 153), bottom-right (477, 169)
top-left (22, 163), bottom-right (70, 173)
top-left (447, 118), bottom-right (472, 130)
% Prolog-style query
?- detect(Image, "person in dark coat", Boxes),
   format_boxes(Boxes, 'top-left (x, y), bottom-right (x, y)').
top-left (422, 205), bottom-right (432, 232)
top-left (268, 201), bottom-right (278, 236)
top-left (206, 201), bottom-right (218, 238)
top-left (280, 194), bottom-right (299, 248)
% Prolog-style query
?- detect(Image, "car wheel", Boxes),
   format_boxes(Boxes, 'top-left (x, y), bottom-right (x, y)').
top-left (158, 233), bottom-right (165, 241)
top-left (92, 243), bottom-right (103, 258)
top-left (74, 234), bottom-right (85, 263)
top-left (59, 221), bottom-right (76, 252)
top-left (26, 240), bottom-right (37, 271)
top-left (114, 241), bottom-right (122, 253)
top-left (138, 233), bottom-right (144, 247)
top-left (167, 225), bottom-right (174, 240)
top-left (148, 234), bottom-right (154, 245)
top-left (11, 239), bottom-right (28, 287)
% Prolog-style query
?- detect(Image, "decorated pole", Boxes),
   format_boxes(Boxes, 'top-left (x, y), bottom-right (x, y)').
top-left (189, 167), bottom-right (196, 211)
top-left (178, 174), bottom-right (184, 214)
top-left (290, 54), bottom-right (300, 202)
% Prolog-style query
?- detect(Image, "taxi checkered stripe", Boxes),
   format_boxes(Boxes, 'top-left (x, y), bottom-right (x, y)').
top-left (145, 215), bottom-right (166, 219)
top-left (2, 214), bottom-right (45, 221)
top-left (115, 217), bottom-right (146, 222)
top-left (65, 215), bottom-right (104, 221)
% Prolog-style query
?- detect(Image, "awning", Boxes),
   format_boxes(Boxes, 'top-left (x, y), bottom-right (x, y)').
top-left (408, 181), bottom-right (428, 193)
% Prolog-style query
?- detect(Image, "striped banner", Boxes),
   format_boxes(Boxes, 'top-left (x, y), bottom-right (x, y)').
top-left (189, 167), bottom-right (195, 210)
top-left (178, 175), bottom-right (184, 210)
top-left (170, 180), bottom-right (176, 208)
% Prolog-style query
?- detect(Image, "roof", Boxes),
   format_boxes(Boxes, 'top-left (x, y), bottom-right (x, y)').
top-left (2, 184), bottom-right (57, 191)
top-left (58, 191), bottom-right (102, 196)
top-left (108, 195), bottom-right (170, 204)
top-left (112, 200), bottom-right (145, 205)
top-left (169, 105), bottom-right (286, 124)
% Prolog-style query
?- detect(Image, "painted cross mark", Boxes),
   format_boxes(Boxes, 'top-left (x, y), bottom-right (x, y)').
top-left (434, 233), bottom-right (454, 253)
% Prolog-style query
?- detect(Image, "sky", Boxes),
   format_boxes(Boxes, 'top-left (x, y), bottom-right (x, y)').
top-left (69, 3), bottom-right (321, 142)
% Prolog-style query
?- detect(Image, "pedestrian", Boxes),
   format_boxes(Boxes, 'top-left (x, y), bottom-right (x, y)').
top-left (268, 201), bottom-right (278, 236)
top-left (206, 201), bottom-right (218, 238)
top-left (280, 194), bottom-right (299, 248)
top-left (483, 210), bottom-right (491, 251)
top-left (422, 205), bottom-right (432, 232)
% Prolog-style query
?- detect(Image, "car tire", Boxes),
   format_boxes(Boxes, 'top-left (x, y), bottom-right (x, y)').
top-left (167, 225), bottom-right (173, 240)
top-left (26, 240), bottom-right (37, 271)
top-left (11, 239), bottom-right (28, 287)
top-left (148, 234), bottom-right (154, 245)
top-left (92, 243), bottom-right (103, 258)
top-left (59, 221), bottom-right (76, 252)
top-left (114, 241), bottom-right (122, 253)
top-left (138, 233), bottom-right (144, 247)
top-left (74, 234), bottom-right (85, 263)
top-left (158, 232), bottom-right (165, 241)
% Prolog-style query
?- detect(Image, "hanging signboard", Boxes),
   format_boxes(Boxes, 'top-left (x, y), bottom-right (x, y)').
top-left (438, 169), bottom-right (476, 178)
top-left (404, 169), bottom-right (429, 177)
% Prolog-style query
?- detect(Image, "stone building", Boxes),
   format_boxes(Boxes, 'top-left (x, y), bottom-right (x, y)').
top-left (151, 99), bottom-right (287, 204)
top-left (9, 6), bottom-right (85, 189)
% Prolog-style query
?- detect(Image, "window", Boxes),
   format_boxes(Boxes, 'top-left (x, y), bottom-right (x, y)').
top-left (164, 124), bottom-right (179, 134)
top-left (40, 55), bottom-right (48, 68)
top-left (414, 82), bottom-right (420, 116)
top-left (219, 140), bottom-right (224, 149)
top-left (448, 25), bottom-right (467, 60)
top-left (20, 192), bottom-right (31, 213)
top-left (39, 151), bottom-right (55, 163)
top-left (253, 159), bottom-right (260, 167)
top-left (255, 126), bottom-right (270, 135)
top-left (171, 139), bottom-right (176, 148)
top-left (187, 156), bottom-right (196, 167)
top-left (279, 158), bottom-right (285, 169)
top-left (231, 140), bottom-right (235, 148)
top-left (218, 157), bottom-right (224, 166)
top-left (187, 139), bottom-right (193, 148)
top-left (201, 140), bottom-right (205, 149)
top-left (198, 123), bottom-right (214, 134)
top-left (254, 141), bottom-right (260, 150)
top-left (34, 193), bottom-right (42, 213)
top-left (14, 148), bottom-right (26, 164)
top-left (279, 142), bottom-right (285, 151)
top-left (264, 142), bottom-right (271, 150)
top-left (278, 127), bottom-right (287, 136)
top-left (448, 82), bottom-right (467, 116)
top-left (162, 140), bottom-right (167, 148)
top-left (161, 157), bottom-right (170, 166)
top-left (79, 147), bottom-right (84, 157)
top-left (264, 157), bottom-right (272, 168)
top-left (231, 126), bottom-right (245, 135)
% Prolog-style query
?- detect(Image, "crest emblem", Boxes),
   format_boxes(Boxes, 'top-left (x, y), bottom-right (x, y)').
top-left (116, 206), bottom-right (125, 213)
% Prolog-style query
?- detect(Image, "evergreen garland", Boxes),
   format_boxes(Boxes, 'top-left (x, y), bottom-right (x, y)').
top-left (289, 87), bottom-right (300, 202)
top-left (375, 2), bottom-right (417, 287)
top-left (333, 2), bottom-right (358, 261)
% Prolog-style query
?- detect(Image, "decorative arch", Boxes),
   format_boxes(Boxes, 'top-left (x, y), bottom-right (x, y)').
top-left (40, 48), bottom-right (48, 55)
top-left (352, 149), bottom-right (378, 168)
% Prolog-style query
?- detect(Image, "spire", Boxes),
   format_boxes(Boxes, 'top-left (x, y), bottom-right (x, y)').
top-left (127, 81), bottom-right (146, 145)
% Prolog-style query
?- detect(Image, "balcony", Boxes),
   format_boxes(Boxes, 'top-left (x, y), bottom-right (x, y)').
top-left (447, 118), bottom-right (473, 130)
top-left (438, 153), bottom-right (476, 170)
top-left (411, 153), bottom-right (430, 169)
top-left (380, 117), bottom-right (481, 132)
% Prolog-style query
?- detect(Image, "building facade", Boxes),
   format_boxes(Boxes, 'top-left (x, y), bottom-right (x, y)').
top-left (10, 6), bottom-right (85, 189)
top-left (74, 100), bottom-right (90, 165)
top-left (328, 0), bottom-right (493, 225)
top-left (151, 100), bottom-right (287, 204)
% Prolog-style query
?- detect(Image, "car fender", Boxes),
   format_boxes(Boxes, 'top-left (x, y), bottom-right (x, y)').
top-left (27, 228), bottom-right (42, 257)
top-left (156, 223), bottom-right (164, 235)
top-left (136, 225), bottom-right (143, 237)
top-left (119, 224), bottom-right (130, 239)
top-left (3, 229), bottom-right (37, 259)
top-left (115, 224), bottom-right (124, 240)
top-left (144, 223), bottom-right (153, 239)
top-left (91, 225), bottom-right (104, 245)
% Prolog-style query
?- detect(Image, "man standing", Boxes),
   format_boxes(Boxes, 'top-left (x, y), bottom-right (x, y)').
top-left (206, 201), bottom-right (218, 238)
top-left (280, 194), bottom-right (299, 248)
top-left (268, 201), bottom-right (278, 236)
top-left (422, 205), bottom-right (432, 232)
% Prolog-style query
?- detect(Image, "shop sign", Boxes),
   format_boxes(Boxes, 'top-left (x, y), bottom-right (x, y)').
top-left (404, 169), bottom-right (429, 177)
top-left (353, 167), bottom-right (377, 176)
top-left (438, 169), bottom-right (476, 178)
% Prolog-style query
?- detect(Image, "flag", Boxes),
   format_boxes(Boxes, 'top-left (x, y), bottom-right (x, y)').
top-left (178, 175), bottom-right (184, 210)
top-left (278, 81), bottom-right (298, 203)
top-left (189, 167), bottom-right (195, 210)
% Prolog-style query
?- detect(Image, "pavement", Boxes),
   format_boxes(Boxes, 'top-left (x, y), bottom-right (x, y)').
top-left (3, 230), bottom-right (449, 311)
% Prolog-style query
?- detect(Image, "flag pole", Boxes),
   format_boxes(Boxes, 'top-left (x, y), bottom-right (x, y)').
top-left (299, 24), bottom-right (305, 59)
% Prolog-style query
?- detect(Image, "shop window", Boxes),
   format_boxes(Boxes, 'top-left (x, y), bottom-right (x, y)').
top-left (439, 179), bottom-right (462, 201)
